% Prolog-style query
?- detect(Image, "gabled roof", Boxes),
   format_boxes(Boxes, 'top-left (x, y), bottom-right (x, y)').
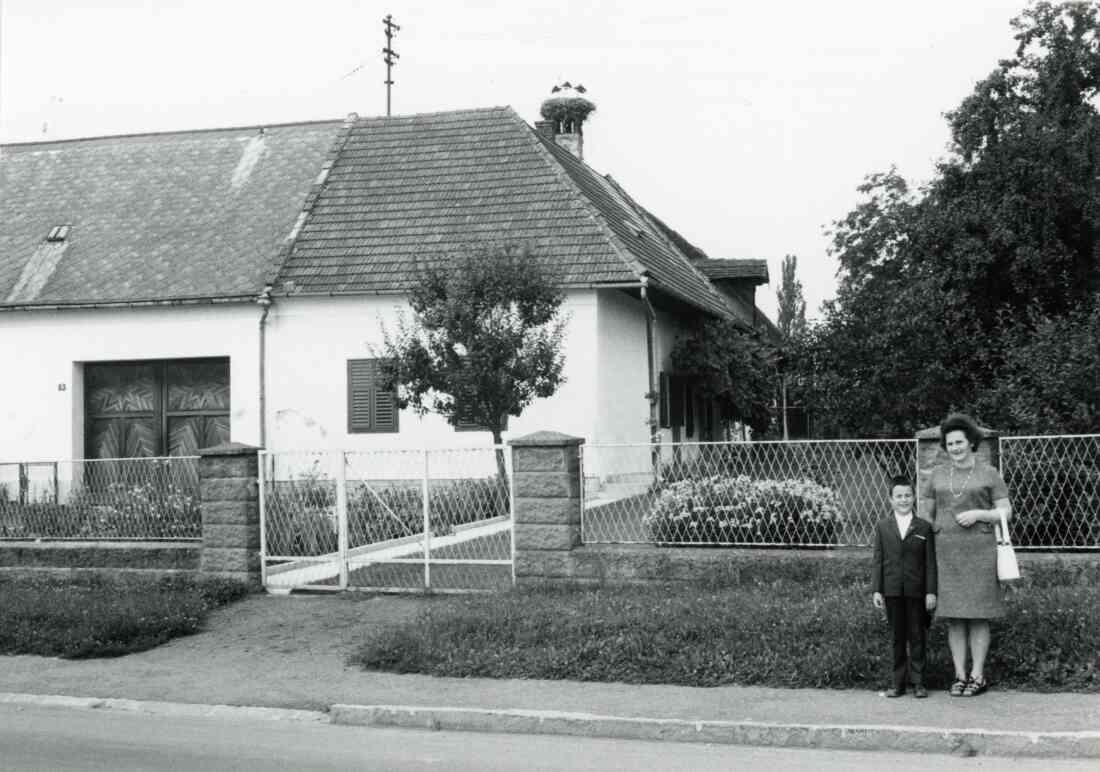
top-left (0, 120), bottom-right (344, 308)
top-left (697, 258), bottom-right (770, 284)
top-left (276, 107), bottom-right (734, 318)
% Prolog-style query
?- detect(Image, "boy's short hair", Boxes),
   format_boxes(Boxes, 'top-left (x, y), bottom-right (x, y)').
top-left (888, 474), bottom-right (914, 494)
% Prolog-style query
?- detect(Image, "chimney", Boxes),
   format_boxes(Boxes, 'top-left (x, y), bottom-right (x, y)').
top-left (539, 82), bottom-right (595, 161)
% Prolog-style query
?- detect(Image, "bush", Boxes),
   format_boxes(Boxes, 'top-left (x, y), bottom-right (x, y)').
top-left (644, 475), bottom-right (842, 545)
top-left (0, 573), bottom-right (249, 658)
top-left (0, 482), bottom-right (200, 539)
top-left (351, 567), bottom-right (1100, 691)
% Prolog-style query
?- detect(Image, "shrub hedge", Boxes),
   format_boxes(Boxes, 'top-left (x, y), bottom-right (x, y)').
top-left (0, 573), bottom-right (249, 658)
top-left (351, 560), bottom-right (1100, 691)
top-left (644, 475), bottom-right (843, 546)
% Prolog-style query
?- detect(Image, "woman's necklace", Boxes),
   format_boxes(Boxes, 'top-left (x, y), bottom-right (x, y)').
top-left (949, 463), bottom-right (975, 498)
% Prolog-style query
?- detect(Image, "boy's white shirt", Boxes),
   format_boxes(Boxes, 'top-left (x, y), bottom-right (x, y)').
top-left (894, 512), bottom-right (913, 537)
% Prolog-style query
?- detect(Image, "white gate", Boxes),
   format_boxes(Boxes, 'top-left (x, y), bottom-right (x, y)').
top-left (259, 447), bottom-right (514, 593)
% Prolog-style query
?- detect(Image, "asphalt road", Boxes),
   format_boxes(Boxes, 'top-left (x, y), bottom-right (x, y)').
top-left (1, 703), bottom-right (1096, 772)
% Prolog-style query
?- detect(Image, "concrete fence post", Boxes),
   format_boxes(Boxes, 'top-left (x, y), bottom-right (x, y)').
top-left (508, 431), bottom-right (584, 585)
top-left (198, 442), bottom-right (261, 586)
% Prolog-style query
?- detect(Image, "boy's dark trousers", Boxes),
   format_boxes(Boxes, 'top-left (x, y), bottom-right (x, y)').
top-left (884, 596), bottom-right (927, 689)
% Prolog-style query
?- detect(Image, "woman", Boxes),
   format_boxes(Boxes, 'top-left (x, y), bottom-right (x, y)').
top-left (918, 413), bottom-right (1012, 697)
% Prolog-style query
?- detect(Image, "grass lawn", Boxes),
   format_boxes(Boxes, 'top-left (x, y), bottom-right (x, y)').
top-left (0, 573), bottom-right (250, 658)
top-left (350, 565), bottom-right (1100, 691)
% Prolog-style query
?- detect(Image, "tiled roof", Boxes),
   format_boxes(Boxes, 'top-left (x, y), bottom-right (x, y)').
top-left (0, 121), bottom-right (344, 307)
top-left (277, 107), bottom-right (733, 318)
top-left (697, 258), bottom-right (770, 283)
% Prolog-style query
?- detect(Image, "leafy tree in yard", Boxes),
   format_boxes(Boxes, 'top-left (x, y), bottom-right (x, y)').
top-left (670, 320), bottom-right (775, 435)
top-left (801, 2), bottom-right (1100, 436)
top-left (377, 243), bottom-right (567, 461)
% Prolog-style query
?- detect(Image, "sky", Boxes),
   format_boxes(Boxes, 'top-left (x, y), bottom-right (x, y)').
top-left (0, 0), bottom-right (1030, 320)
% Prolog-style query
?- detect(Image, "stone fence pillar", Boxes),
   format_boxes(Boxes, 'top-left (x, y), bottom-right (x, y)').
top-left (509, 431), bottom-right (584, 585)
top-left (916, 422), bottom-right (1001, 492)
top-left (198, 442), bottom-right (261, 586)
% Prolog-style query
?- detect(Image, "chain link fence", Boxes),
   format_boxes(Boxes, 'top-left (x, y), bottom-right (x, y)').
top-left (1000, 435), bottom-right (1100, 550)
top-left (582, 440), bottom-right (917, 547)
top-left (0, 457), bottom-right (200, 540)
top-left (260, 447), bottom-right (513, 593)
top-left (583, 435), bottom-right (1100, 549)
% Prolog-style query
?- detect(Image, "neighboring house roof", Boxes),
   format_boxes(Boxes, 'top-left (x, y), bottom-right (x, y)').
top-left (0, 120), bottom-right (344, 308)
top-left (276, 107), bottom-right (734, 318)
top-left (696, 258), bottom-right (770, 284)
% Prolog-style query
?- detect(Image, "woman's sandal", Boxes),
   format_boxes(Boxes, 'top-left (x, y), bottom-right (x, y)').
top-left (949, 678), bottom-right (968, 697)
top-left (962, 676), bottom-right (989, 697)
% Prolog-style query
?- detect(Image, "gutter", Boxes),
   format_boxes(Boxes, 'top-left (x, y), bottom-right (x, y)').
top-left (257, 286), bottom-right (273, 449)
top-left (0, 294), bottom-right (256, 312)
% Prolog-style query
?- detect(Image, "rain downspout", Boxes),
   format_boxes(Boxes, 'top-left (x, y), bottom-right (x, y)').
top-left (640, 279), bottom-right (659, 445)
top-left (257, 286), bottom-right (272, 448)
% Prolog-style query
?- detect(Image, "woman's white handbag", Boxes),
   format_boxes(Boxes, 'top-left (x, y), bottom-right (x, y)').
top-left (996, 510), bottom-right (1021, 582)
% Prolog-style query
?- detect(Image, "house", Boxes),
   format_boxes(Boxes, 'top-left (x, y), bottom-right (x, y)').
top-left (0, 90), bottom-right (776, 468)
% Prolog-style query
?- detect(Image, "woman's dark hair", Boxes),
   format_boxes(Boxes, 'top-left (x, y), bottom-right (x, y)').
top-left (939, 413), bottom-right (981, 451)
top-left (888, 474), bottom-right (914, 494)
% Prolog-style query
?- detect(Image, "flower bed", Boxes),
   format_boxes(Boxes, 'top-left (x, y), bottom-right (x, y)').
top-left (643, 475), bottom-right (842, 546)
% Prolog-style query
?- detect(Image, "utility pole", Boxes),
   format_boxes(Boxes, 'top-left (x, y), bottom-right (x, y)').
top-left (382, 14), bottom-right (400, 117)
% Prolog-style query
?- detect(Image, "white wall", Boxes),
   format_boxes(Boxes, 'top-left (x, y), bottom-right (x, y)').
top-left (263, 291), bottom-right (601, 452)
top-left (0, 304), bottom-right (261, 462)
top-left (594, 289), bottom-right (650, 444)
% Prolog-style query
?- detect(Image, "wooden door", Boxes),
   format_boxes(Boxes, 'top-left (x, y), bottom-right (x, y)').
top-left (85, 358), bottom-right (230, 459)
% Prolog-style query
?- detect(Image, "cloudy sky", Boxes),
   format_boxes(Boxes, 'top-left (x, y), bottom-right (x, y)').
top-left (0, 0), bottom-right (1029, 318)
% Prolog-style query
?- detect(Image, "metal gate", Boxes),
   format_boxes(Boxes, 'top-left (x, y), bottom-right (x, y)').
top-left (259, 447), bottom-right (514, 593)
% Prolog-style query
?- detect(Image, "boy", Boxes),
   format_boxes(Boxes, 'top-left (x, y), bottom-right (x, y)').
top-left (872, 474), bottom-right (937, 698)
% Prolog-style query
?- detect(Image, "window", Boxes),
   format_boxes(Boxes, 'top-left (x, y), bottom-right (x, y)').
top-left (347, 359), bottom-right (399, 433)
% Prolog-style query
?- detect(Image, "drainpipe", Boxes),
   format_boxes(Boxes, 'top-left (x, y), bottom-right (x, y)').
top-left (257, 286), bottom-right (272, 448)
top-left (640, 278), bottom-right (659, 446)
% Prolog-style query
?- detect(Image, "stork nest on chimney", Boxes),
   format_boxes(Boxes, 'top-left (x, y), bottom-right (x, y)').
top-left (539, 97), bottom-right (596, 124)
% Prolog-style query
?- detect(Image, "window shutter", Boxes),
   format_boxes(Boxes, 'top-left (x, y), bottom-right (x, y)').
top-left (684, 380), bottom-right (695, 437)
top-left (669, 375), bottom-right (686, 428)
top-left (347, 359), bottom-right (399, 433)
top-left (659, 371), bottom-right (670, 428)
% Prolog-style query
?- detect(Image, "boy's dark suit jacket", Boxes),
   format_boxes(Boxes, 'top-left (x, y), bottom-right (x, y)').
top-left (871, 515), bottom-right (938, 599)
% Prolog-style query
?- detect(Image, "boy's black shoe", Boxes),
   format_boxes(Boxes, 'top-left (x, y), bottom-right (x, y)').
top-left (913, 685), bottom-right (928, 698)
top-left (886, 687), bottom-right (905, 698)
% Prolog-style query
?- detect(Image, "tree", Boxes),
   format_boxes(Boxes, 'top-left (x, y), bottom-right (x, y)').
top-left (670, 320), bottom-right (776, 436)
top-left (776, 254), bottom-right (807, 342)
top-left (377, 243), bottom-right (567, 471)
top-left (775, 254), bottom-right (807, 438)
top-left (800, 2), bottom-right (1100, 436)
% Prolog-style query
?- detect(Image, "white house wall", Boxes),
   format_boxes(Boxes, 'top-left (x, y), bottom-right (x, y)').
top-left (0, 304), bottom-right (261, 462)
top-left (263, 291), bottom-right (600, 453)
top-left (593, 289), bottom-right (650, 444)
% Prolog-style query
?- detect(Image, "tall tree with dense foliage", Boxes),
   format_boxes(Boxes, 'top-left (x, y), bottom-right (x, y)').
top-left (377, 243), bottom-right (567, 455)
top-left (670, 320), bottom-right (776, 435)
top-left (802, 1), bottom-right (1100, 436)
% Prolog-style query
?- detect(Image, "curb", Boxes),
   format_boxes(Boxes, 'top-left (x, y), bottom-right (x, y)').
top-left (0, 693), bottom-right (326, 724)
top-left (330, 704), bottom-right (1100, 759)
top-left (4, 692), bottom-right (1099, 759)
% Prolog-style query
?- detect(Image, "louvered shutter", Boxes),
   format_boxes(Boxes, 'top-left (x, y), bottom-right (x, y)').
top-left (347, 359), bottom-right (399, 433)
top-left (659, 371), bottom-right (670, 428)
